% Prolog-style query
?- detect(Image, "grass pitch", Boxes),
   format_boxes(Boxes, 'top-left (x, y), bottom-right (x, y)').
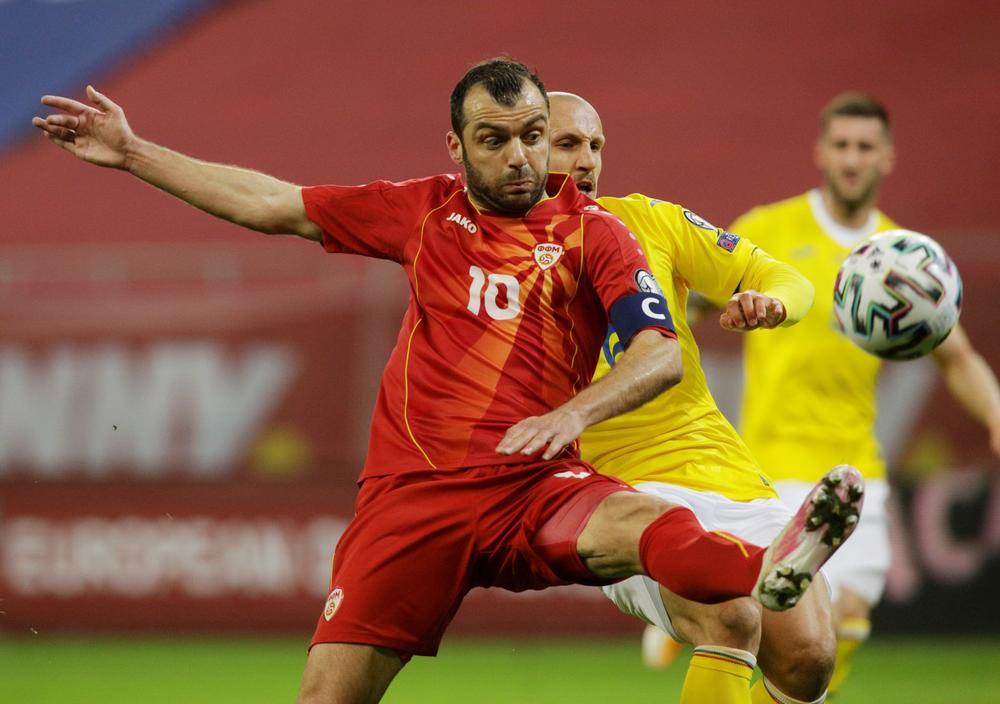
top-left (2, 634), bottom-right (999, 703)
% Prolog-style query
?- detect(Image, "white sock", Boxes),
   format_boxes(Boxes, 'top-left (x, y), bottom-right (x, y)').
top-left (762, 676), bottom-right (827, 704)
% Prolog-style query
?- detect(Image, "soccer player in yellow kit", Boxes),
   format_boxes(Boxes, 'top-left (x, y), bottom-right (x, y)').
top-left (729, 92), bottom-right (1000, 697)
top-left (549, 92), bottom-right (848, 704)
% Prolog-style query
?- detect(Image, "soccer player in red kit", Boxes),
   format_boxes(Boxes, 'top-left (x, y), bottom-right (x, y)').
top-left (34, 59), bottom-right (863, 704)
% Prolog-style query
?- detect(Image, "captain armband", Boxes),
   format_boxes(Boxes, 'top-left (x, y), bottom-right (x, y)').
top-left (608, 292), bottom-right (676, 347)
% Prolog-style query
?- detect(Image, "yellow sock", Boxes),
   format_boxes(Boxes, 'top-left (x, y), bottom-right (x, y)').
top-left (680, 646), bottom-right (755, 704)
top-left (828, 617), bottom-right (871, 697)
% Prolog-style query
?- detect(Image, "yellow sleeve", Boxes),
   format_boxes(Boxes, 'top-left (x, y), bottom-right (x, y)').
top-left (658, 204), bottom-right (753, 304)
top-left (739, 246), bottom-right (815, 325)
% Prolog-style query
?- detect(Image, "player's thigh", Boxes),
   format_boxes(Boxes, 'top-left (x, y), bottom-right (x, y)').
top-left (299, 643), bottom-right (404, 704)
top-left (518, 462), bottom-right (645, 583)
top-left (313, 476), bottom-right (475, 657)
top-left (575, 490), bottom-right (672, 576)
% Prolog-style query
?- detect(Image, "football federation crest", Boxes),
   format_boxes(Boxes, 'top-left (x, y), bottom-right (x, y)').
top-left (533, 243), bottom-right (565, 271)
top-left (323, 587), bottom-right (344, 621)
top-left (716, 231), bottom-right (741, 252)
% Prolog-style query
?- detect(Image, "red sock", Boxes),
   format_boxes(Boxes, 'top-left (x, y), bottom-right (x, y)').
top-left (639, 507), bottom-right (765, 603)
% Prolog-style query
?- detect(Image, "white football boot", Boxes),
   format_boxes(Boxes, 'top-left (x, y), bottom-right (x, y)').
top-left (753, 465), bottom-right (865, 611)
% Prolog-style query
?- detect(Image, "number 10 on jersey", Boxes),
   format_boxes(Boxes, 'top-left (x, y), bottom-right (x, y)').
top-left (467, 265), bottom-right (521, 321)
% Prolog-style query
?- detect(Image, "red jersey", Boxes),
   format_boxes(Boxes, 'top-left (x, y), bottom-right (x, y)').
top-left (302, 173), bottom-right (673, 479)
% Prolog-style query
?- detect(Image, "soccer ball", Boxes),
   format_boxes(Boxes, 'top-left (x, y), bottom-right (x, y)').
top-left (833, 230), bottom-right (962, 360)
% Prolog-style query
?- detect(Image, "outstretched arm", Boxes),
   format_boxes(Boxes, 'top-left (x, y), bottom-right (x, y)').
top-left (32, 86), bottom-right (320, 240)
top-left (496, 330), bottom-right (682, 459)
top-left (719, 248), bottom-right (814, 332)
top-left (931, 325), bottom-right (1000, 459)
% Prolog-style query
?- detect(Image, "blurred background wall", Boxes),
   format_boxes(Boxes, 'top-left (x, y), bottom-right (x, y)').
top-left (1, 0), bottom-right (998, 636)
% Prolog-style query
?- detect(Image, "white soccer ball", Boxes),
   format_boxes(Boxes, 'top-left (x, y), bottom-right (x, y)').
top-left (833, 230), bottom-right (962, 360)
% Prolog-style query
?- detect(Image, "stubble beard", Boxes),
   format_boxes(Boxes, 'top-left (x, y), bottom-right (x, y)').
top-left (463, 156), bottom-right (547, 216)
top-left (827, 171), bottom-right (880, 216)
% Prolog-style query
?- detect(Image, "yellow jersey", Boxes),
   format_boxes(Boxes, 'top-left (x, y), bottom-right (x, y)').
top-left (580, 194), bottom-right (814, 501)
top-left (731, 190), bottom-right (900, 482)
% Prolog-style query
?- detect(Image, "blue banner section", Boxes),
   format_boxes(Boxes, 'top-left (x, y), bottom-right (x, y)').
top-left (0, 0), bottom-right (220, 152)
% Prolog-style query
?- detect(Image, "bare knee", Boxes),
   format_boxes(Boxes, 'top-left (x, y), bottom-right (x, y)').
top-left (773, 634), bottom-right (835, 698)
top-left (759, 591), bottom-right (837, 699)
top-left (576, 492), bottom-right (672, 577)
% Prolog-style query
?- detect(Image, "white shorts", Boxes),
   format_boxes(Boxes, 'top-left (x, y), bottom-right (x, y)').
top-left (602, 482), bottom-right (793, 640)
top-left (774, 478), bottom-right (889, 606)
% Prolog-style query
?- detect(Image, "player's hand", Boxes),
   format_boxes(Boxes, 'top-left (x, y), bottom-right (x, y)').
top-left (720, 290), bottom-right (786, 332)
top-left (496, 408), bottom-right (586, 461)
top-left (32, 86), bottom-right (136, 169)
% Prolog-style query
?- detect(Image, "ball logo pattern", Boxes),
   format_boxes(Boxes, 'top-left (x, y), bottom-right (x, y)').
top-left (833, 230), bottom-right (962, 360)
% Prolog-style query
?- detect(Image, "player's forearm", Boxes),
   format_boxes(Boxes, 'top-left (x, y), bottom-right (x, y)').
top-left (741, 249), bottom-right (814, 325)
top-left (124, 138), bottom-right (317, 238)
top-left (568, 330), bottom-right (682, 427)
top-left (939, 347), bottom-right (1000, 432)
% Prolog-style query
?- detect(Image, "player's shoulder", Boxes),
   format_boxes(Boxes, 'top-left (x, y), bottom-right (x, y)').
top-left (876, 209), bottom-right (902, 231)
top-left (368, 173), bottom-right (465, 204)
top-left (736, 191), bottom-right (812, 222)
top-left (598, 193), bottom-right (708, 232)
top-left (598, 193), bottom-right (685, 219)
top-left (730, 192), bottom-right (813, 247)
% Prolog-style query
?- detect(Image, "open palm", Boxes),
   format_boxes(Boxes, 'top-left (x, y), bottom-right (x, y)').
top-left (32, 86), bottom-right (135, 169)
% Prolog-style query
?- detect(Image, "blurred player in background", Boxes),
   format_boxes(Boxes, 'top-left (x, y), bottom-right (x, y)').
top-left (33, 60), bottom-right (862, 704)
top-left (549, 91), bottom-right (854, 704)
top-left (723, 92), bottom-right (1000, 697)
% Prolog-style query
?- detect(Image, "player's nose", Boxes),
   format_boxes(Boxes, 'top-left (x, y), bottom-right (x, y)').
top-left (506, 139), bottom-right (528, 168)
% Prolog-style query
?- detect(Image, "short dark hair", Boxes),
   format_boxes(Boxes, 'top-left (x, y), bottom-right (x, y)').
top-left (820, 91), bottom-right (891, 136)
top-left (450, 58), bottom-right (548, 137)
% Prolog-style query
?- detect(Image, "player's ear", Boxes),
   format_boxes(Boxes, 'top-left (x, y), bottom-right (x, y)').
top-left (812, 138), bottom-right (825, 171)
top-left (881, 142), bottom-right (896, 177)
top-left (446, 131), bottom-right (463, 165)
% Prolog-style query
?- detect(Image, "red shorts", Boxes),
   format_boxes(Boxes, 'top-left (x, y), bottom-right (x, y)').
top-left (310, 458), bottom-right (633, 658)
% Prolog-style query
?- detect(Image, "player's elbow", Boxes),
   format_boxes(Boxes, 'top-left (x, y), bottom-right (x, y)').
top-left (661, 354), bottom-right (683, 392)
top-left (654, 336), bottom-right (684, 393)
top-left (246, 186), bottom-right (319, 238)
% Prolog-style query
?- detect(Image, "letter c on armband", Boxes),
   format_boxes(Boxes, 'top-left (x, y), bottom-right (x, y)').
top-left (641, 296), bottom-right (667, 320)
top-left (609, 292), bottom-right (674, 347)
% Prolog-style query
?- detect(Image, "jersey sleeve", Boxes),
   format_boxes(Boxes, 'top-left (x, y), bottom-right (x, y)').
top-left (738, 247), bottom-right (815, 325)
top-left (661, 204), bottom-right (755, 305)
top-left (301, 179), bottom-right (429, 262)
top-left (584, 213), bottom-right (677, 345)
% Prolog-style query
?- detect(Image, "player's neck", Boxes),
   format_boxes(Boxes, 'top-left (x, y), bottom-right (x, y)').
top-left (819, 186), bottom-right (878, 229)
top-left (465, 189), bottom-right (545, 218)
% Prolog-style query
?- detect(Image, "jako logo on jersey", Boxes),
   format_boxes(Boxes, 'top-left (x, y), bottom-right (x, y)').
top-left (323, 587), bottom-right (344, 621)
top-left (634, 268), bottom-right (664, 296)
top-left (683, 209), bottom-right (717, 231)
top-left (716, 231), bottom-right (741, 252)
top-left (446, 212), bottom-right (478, 234)
top-left (533, 243), bottom-right (565, 270)
top-left (554, 470), bottom-right (590, 479)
